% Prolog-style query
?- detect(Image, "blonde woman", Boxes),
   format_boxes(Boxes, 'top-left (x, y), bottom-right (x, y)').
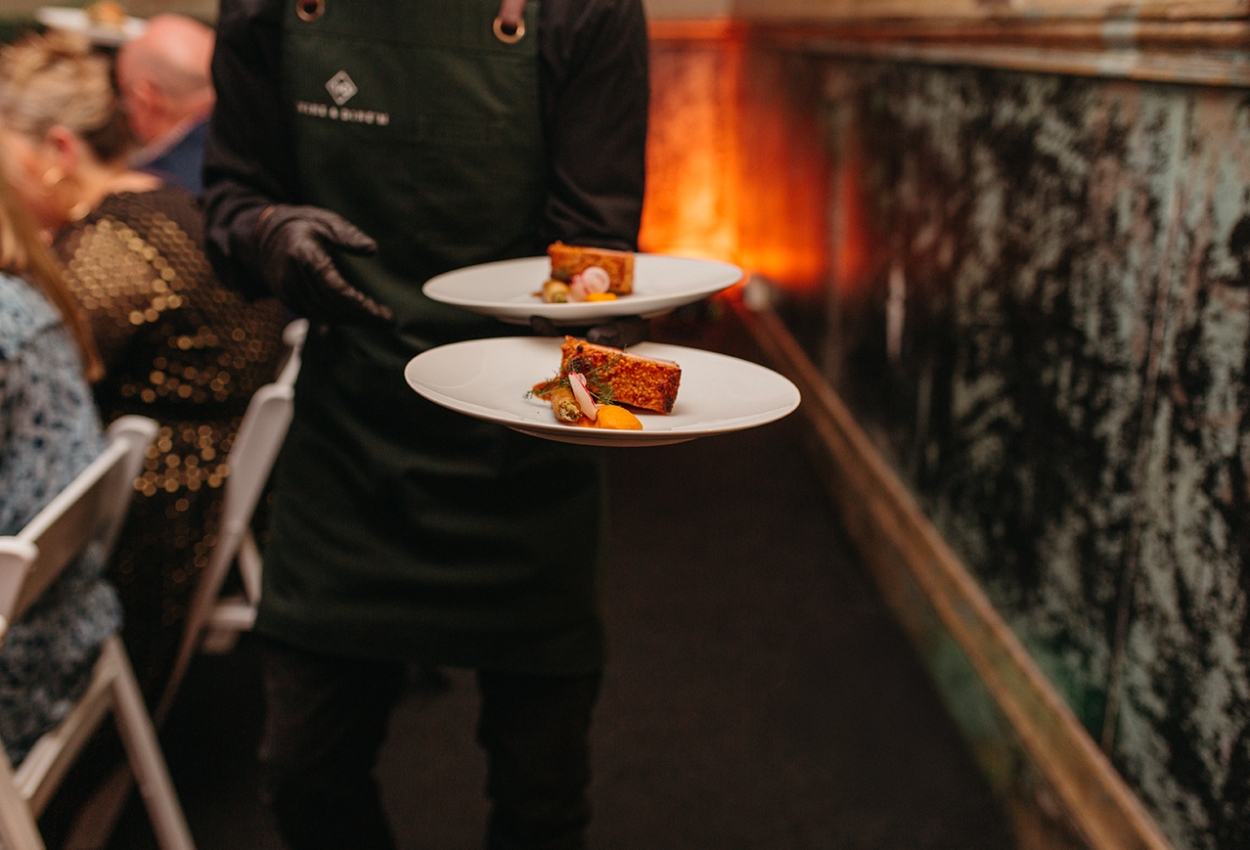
top-left (0, 29), bottom-right (287, 704)
top-left (0, 164), bottom-right (122, 765)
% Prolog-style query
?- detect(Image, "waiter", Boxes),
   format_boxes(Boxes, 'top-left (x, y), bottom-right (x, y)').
top-left (201, 1), bottom-right (648, 848)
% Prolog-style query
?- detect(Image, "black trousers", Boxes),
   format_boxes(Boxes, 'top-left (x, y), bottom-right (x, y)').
top-left (256, 635), bottom-right (602, 850)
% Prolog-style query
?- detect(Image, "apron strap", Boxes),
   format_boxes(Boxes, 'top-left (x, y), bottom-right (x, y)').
top-left (494, 0), bottom-right (528, 43)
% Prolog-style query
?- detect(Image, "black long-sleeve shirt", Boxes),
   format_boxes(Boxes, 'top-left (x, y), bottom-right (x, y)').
top-left (201, 0), bottom-right (649, 299)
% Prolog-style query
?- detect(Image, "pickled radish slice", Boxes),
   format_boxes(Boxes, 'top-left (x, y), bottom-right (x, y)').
top-left (568, 372), bottom-right (598, 420)
top-left (581, 266), bottom-right (610, 293)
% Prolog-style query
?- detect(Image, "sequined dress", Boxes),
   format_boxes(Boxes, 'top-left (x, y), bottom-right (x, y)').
top-left (52, 185), bottom-right (287, 702)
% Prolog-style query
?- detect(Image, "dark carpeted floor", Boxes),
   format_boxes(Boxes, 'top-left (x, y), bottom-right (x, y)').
top-left (96, 314), bottom-right (1015, 850)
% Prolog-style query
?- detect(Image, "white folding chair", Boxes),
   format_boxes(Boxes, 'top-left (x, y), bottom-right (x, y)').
top-left (153, 318), bottom-right (306, 724)
top-left (0, 415), bottom-right (196, 850)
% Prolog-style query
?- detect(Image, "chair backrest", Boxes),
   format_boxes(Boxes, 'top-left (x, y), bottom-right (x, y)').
top-left (211, 383), bottom-right (295, 570)
top-left (275, 317), bottom-right (308, 387)
top-left (0, 415), bottom-right (195, 850)
top-left (0, 416), bottom-right (157, 632)
top-left (208, 317), bottom-right (305, 583)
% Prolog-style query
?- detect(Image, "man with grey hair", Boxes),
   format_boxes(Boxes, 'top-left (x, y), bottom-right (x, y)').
top-left (115, 14), bottom-right (216, 194)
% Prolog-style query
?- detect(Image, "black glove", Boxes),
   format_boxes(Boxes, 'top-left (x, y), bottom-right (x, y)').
top-left (255, 204), bottom-right (394, 325)
top-left (586, 315), bottom-right (650, 347)
top-left (529, 314), bottom-right (651, 348)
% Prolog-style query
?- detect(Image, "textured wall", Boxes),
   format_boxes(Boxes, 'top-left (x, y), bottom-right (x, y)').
top-left (800, 60), bottom-right (1250, 850)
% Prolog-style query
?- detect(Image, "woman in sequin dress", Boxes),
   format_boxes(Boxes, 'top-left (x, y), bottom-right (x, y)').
top-left (0, 30), bottom-right (287, 704)
top-left (0, 165), bottom-right (123, 766)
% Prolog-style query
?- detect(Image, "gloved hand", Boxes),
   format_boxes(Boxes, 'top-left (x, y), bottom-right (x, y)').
top-left (255, 204), bottom-right (394, 325)
top-left (586, 315), bottom-right (650, 347)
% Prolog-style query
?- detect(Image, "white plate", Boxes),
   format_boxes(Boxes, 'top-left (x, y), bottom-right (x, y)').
top-left (404, 337), bottom-right (800, 447)
top-left (422, 254), bottom-right (744, 326)
top-left (36, 7), bottom-right (147, 46)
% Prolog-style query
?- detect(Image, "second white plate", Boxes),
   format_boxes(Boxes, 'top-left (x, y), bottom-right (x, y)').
top-left (403, 337), bottom-right (800, 447)
top-left (36, 7), bottom-right (147, 46)
top-left (422, 253), bottom-right (744, 325)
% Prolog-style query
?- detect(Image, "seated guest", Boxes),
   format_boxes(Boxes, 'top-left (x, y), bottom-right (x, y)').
top-left (0, 29), bottom-right (287, 705)
top-left (114, 14), bottom-right (215, 195)
top-left (0, 166), bottom-right (122, 766)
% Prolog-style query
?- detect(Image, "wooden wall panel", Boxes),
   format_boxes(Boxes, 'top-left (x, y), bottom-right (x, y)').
top-left (793, 58), bottom-right (1250, 850)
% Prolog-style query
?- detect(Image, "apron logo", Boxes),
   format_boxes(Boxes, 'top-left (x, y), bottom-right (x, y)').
top-left (325, 70), bottom-right (358, 106)
top-left (296, 70), bottom-right (390, 126)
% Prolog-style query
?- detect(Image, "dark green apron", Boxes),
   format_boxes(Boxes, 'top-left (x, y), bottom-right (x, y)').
top-left (258, 0), bottom-right (606, 675)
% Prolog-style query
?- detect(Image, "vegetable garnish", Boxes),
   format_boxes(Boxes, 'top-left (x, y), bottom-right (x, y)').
top-left (568, 372), bottom-right (598, 421)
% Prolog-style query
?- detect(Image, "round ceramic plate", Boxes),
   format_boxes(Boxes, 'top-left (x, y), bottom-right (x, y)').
top-left (403, 337), bottom-right (800, 447)
top-left (422, 254), bottom-right (744, 326)
top-left (36, 7), bottom-right (147, 46)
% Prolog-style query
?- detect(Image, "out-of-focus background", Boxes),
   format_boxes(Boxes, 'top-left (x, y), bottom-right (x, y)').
top-left (3, 3), bottom-right (1250, 850)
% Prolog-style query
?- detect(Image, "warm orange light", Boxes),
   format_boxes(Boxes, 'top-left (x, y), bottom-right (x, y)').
top-left (639, 28), bottom-right (742, 263)
top-left (642, 23), bottom-right (829, 293)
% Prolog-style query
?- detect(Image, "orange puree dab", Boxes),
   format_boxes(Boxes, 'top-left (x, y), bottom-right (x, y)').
top-left (594, 405), bottom-right (642, 430)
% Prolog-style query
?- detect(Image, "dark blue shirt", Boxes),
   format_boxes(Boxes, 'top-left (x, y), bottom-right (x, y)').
top-left (140, 118), bottom-right (209, 196)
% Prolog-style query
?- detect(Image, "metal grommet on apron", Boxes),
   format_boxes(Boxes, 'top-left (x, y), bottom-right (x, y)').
top-left (296, 0), bottom-right (324, 23)
top-left (493, 0), bottom-right (527, 43)
top-left (492, 16), bottom-right (525, 44)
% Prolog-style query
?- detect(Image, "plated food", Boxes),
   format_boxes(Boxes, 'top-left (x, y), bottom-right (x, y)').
top-left (422, 253), bottom-right (743, 326)
top-left (85, 0), bottom-right (126, 28)
top-left (404, 337), bottom-right (800, 447)
top-left (539, 242), bottom-right (635, 303)
top-left (531, 337), bottom-right (681, 430)
top-left (35, 5), bottom-right (147, 45)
